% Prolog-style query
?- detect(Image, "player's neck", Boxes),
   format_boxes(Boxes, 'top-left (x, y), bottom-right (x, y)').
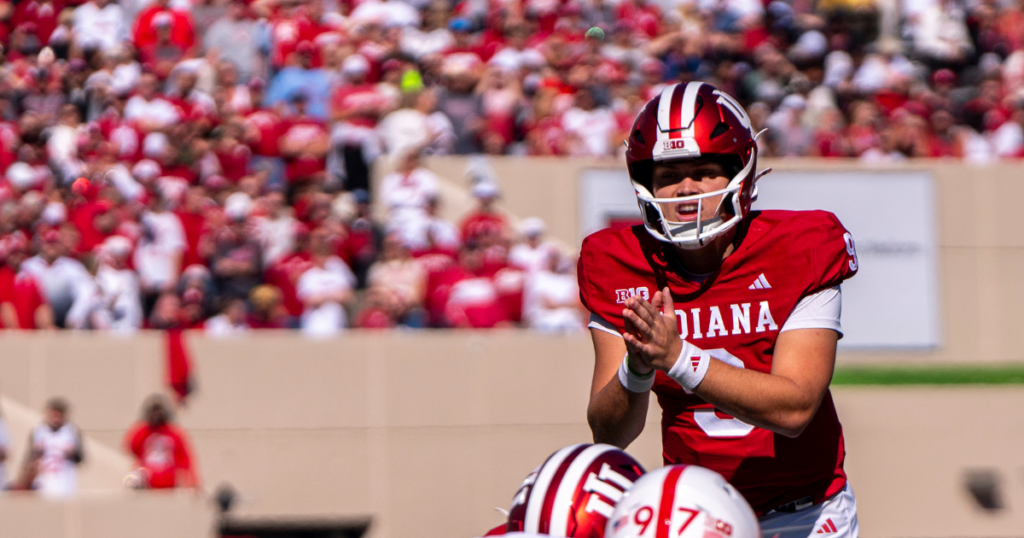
top-left (671, 229), bottom-right (737, 276)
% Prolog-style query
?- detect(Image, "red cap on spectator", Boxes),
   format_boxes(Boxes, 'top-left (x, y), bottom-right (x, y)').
top-left (296, 41), bottom-right (315, 54)
top-left (932, 69), bottom-right (956, 87)
top-left (95, 199), bottom-right (115, 213)
top-left (382, 59), bottom-right (404, 74)
top-left (560, 2), bottom-right (582, 16)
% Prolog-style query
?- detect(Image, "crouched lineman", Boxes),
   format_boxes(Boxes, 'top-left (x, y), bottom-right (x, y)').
top-left (580, 82), bottom-right (859, 538)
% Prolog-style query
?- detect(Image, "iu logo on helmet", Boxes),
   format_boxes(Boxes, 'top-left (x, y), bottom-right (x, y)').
top-left (506, 444), bottom-right (646, 537)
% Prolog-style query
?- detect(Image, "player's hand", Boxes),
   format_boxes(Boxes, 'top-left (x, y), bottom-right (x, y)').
top-left (622, 287), bottom-right (683, 373)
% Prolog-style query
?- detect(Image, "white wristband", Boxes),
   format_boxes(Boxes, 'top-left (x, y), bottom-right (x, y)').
top-left (618, 353), bottom-right (655, 393)
top-left (666, 341), bottom-right (710, 391)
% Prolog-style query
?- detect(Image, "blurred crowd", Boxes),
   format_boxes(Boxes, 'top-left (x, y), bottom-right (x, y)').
top-left (2, 0), bottom-right (1024, 331)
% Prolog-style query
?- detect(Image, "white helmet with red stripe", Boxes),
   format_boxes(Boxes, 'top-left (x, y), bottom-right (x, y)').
top-left (605, 465), bottom-right (760, 538)
top-left (625, 82), bottom-right (768, 250)
top-left (506, 444), bottom-right (646, 537)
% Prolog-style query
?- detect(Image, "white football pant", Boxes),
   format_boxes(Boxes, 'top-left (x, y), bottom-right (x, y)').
top-left (759, 484), bottom-right (858, 538)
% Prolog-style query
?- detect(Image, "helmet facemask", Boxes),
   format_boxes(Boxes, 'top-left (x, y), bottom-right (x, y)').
top-left (633, 150), bottom-right (756, 250)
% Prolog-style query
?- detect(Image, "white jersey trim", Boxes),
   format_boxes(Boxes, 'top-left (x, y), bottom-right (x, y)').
top-left (587, 285), bottom-right (843, 338)
top-left (588, 312), bottom-right (621, 336)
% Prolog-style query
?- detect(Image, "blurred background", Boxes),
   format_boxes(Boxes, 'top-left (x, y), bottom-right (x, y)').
top-left (1, 0), bottom-right (1024, 534)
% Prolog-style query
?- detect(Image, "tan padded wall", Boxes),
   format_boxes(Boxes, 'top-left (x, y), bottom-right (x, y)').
top-left (2, 332), bottom-right (1024, 538)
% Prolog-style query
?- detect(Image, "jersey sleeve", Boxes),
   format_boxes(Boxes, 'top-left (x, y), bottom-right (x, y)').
top-left (809, 212), bottom-right (859, 291)
top-left (779, 285), bottom-right (842, 336)
top-left (576, 234), bottom-right (598, 312)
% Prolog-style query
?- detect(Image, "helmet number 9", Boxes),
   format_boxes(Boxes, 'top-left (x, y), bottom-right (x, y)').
top-left (843, 232), bottom-right (858, 272)
top-left (633, 506), bottom-right (654, 535)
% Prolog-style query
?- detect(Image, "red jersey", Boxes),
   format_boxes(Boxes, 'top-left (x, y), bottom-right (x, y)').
top-left (265, 252), bottom-right (313, 317)
top-left (133, 6), bottom-right (195, 51)
top-left (0, 267), bottom-right (46, 329)
top-left (331, 84), bottom-right (388, 128)
top-left (13, 0), bottom-right (64, 44)
top-left (577, 210), bottom-right (858, 515)
top-left (124, 422), bottom-right (196, 489)
top-left (460, 212), bottom-right (507, 245)
top-left (245, 109), bottom-right (285, 157)
top-left (280, 117), bottom-right (327, 181)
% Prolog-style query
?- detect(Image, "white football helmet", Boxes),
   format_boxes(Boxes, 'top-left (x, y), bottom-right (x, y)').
top-left (605, 465), bottom-right (760, 538)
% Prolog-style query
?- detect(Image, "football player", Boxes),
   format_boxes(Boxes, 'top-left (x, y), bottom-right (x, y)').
top-left (487, 443), bottom-right (646, 537)
top-left (605, 465), bottom-right (760, 538)
top-left (579, 82), bottom-right (860, 538)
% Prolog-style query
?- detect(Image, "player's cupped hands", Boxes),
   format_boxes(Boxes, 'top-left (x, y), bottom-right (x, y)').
top-left (622, 287), bottom-right (684, 374)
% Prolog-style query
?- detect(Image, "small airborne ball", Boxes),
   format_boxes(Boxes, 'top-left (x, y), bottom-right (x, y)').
top-left (585, 27), bottom-right (606, 43)
top-left (72, 177), bottom-right (90, 195)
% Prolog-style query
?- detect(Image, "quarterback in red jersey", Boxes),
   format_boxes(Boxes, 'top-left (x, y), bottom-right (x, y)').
top-left (579, 82), bottom-right (860, 538)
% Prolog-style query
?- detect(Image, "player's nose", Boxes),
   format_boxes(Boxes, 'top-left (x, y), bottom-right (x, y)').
top-left (677, 177), bottom-right (702, 197)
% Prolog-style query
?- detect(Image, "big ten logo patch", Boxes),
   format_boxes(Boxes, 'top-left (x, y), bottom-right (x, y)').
top-left (615, 287), bottom-right (650, 304)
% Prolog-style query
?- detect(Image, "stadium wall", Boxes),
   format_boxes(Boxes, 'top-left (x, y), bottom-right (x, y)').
top-left (1, 332), bottom-right (1024, 538)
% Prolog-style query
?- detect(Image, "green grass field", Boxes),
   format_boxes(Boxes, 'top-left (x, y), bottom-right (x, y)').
top-left (832, 364), bottom-right (1024, 385)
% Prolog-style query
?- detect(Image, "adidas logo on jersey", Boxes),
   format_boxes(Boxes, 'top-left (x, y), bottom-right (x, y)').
top-left (748, 274), bottom-right (772, 290)
top-left (815, 518), bottom-right (838, 534)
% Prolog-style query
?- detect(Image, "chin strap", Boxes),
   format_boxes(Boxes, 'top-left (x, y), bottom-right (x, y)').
top-left (754, 128), bottom-right (769, 142)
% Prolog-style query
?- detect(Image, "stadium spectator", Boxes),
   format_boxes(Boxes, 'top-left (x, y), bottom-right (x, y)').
top-left (205, 297), bottom-right (250, 335)
top-left (123, 394), bottom-right (199, 489)
top-left (460, 181), bottom-right (506, 246)
top-left (0, 232), bottom-right (55, 329)
top-left (366, 233), bottom-right (426, 327)
top-left (378, 147), bottom-right (439, 244)
top-left (265, 42), bottom-right (332, 120)
top-left (508, 217), bottom-right (558, 273)
top-left (436, 53), bottom-right (485, 154)
top-left (209, 193), bottom-right (262, 301)
top-left (21, 229), bottom-right (92, 328)
top-left (296, 226), bottom-right (355, 335)
top-left (135, 189), bottom-right (186, 314)
top-left (26, 397), bottom-right (84, 497)
top-left (337, 189), bottom-right (381, 287)
top-left (247, 284), bottom-right (288, 328)
top-left (443, 244), bottom-right (508, 328)
top-left (88, 235), bottom-right (144, 331)
top-left (279, 92), bottom-right (330, 192)
top-left (377, 88), bottom-right (454, 157)
top-left (562, 86), bottom-right (617, 156)
top-left (521, 250), bottom-right (584, 332)
top-left (203, 2), bottom-right (259, 82)
top-left (329, 53), bottom-right (387, 192)
top-left (124, 73), bottom-right (180, 132)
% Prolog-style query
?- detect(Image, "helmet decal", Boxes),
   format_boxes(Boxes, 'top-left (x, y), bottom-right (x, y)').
top-left (509, 444), bottom-right (646, 538)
